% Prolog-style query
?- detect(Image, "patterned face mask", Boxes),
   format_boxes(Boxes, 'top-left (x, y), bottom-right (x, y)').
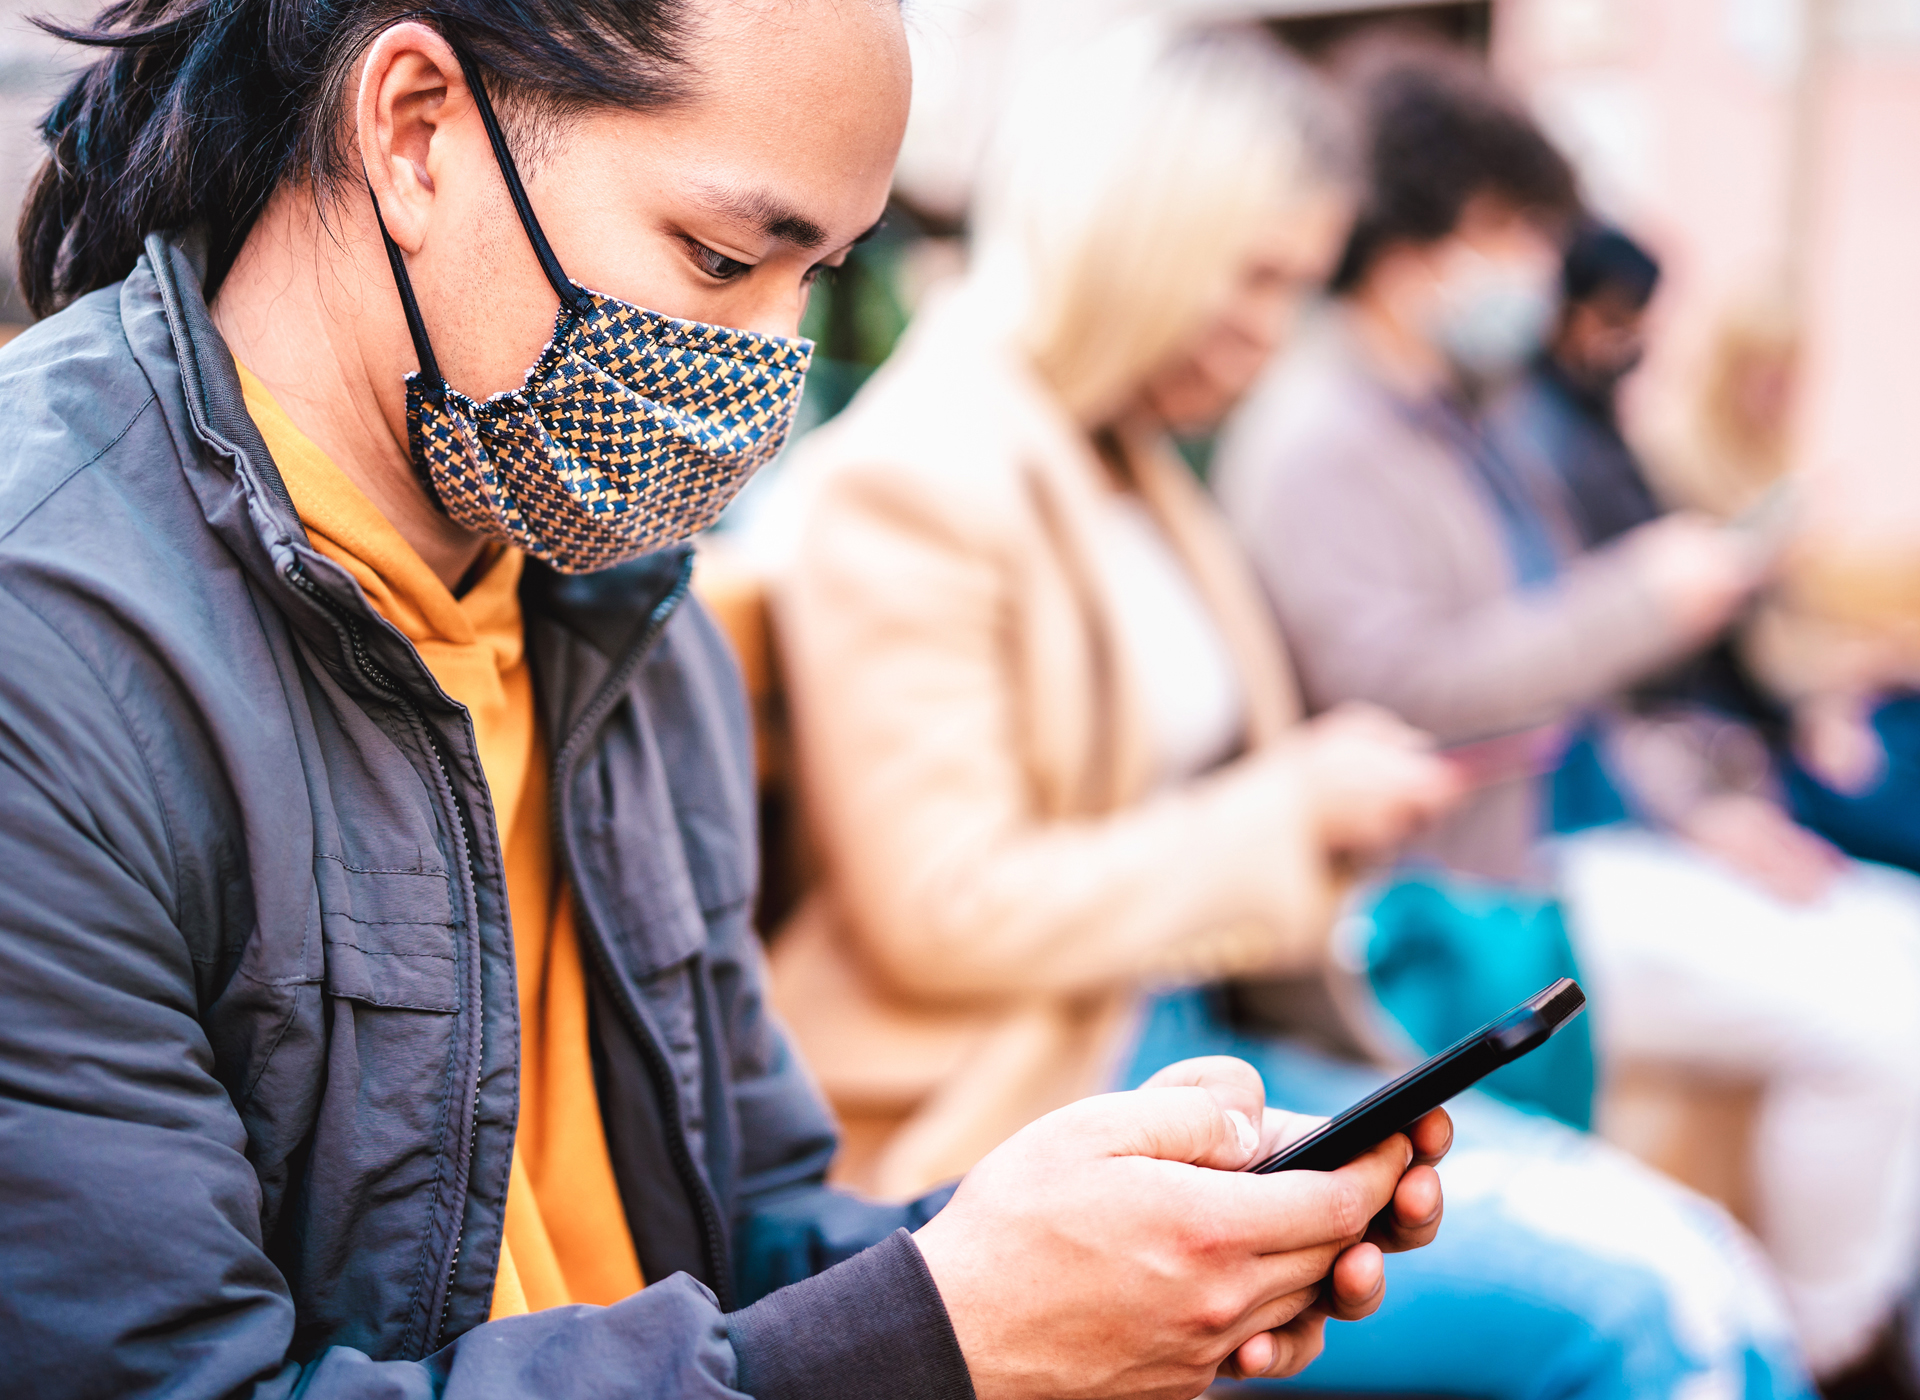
top-left (372, 51), bottom-right (813, 573)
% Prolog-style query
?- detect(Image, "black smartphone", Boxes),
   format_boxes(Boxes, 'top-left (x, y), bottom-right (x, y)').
top-left (1249, 978), bottom-right (1587, 1174)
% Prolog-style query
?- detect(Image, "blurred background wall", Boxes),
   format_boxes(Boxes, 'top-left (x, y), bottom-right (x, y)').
top-left (883, 0), bottom-right (1920, 536)
top-left (0, 0), bottom-right (83, 326)
top-left (0, 0), bottom-right (1910, 526)
top-left (1498, 0), bottom-right (1920, 542)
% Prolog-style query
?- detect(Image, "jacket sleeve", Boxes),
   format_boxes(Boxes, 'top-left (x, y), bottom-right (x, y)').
top-left (774, 460), bottom-right (1336, 1004)
top-left (0, 581), bottom-right (965, 1400)
top-left (1236, 434), bottom-right (1696, 743)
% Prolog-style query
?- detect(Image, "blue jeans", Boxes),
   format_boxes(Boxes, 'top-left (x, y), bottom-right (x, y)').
top-left (1123, 990), bottom-right (1814, 1400)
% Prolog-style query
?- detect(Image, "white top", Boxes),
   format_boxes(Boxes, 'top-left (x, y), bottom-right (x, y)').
top-left (1087, 492), bottom-right (1247, 790)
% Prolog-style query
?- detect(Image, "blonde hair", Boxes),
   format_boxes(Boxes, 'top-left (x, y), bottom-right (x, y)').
top-left (968, 19), bottom-right (1342, 425)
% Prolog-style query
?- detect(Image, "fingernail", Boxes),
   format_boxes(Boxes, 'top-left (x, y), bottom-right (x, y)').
top-left (1226, 1108), bottom-right (1258, 1155)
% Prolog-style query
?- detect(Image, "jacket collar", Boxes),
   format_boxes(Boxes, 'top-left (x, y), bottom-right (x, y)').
top-left (134, 229), bottom-right (692, 706)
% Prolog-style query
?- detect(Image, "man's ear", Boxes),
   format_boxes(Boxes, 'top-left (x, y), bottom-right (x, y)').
top-left (357, 22), bottom-right (468, 254)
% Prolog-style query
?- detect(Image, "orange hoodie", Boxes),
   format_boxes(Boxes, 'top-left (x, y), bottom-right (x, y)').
top-left (239, 363), bottom-right (645, 1317)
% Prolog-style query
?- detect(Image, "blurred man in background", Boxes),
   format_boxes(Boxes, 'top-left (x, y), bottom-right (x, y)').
top-left (1502, 222), bottom-right (1665, 550)
top-left (1214, 40), bottom-right (1920, 1383)
top-left (1508, 227), bottom-right (1920, 914)
top-left (1494, 223), bottom-right (1792, 806)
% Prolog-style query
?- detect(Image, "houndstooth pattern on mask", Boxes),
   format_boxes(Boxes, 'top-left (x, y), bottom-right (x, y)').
top-left (407, 289), bottom-right (813, 573)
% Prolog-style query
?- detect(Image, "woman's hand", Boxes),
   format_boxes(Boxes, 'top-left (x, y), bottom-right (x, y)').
top-left (1678, 791), bottom-right (1846, 904)
top-left (1297, 703), bottom-right (1464, 860)
top-left (1793, 692), bottom-right (1887, 796)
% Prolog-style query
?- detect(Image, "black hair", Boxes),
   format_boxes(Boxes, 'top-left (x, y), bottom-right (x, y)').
top-left (17, 0), bottom-right (697, 319)
top-left (1562, 221), bottom-right (1661, 309)
top-left (1328, 39), bottom-right (1579, 293)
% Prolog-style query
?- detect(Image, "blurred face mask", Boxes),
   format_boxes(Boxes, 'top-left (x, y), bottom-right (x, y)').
top-left (371, 50), bottom-right (813, 574)
top-left (1424, 251), bottom-right (1556, 386)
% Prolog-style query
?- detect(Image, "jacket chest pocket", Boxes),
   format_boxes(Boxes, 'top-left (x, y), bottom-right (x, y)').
top-left (316, 855), bottom-right (460, 1013)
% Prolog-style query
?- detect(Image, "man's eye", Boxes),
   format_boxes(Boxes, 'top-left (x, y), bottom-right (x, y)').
top-left (686, 241), bottom-right (753, 281)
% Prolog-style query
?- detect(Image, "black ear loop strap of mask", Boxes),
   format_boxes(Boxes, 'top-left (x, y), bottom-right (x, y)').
top-left (449, 46), bottom-right (592, 320)
top-left (368, 190), bottom-right (446, 396)
top-left (369, 40), bottom-right (594, 403)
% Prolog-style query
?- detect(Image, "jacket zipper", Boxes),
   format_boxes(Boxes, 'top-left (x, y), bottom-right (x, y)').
top-left (547, 559), bottom-right (736, 1309)
top-left (165, 233), bottom-right (484, 1352)
top-left (286, 563), bottom-right (485, 1349)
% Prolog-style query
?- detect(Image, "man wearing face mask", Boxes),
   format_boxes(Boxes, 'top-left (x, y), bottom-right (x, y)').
top-left (1216, 41), bottom-right (1920, 1381)
top-left (0, 3), bottom-right (1457, 1399)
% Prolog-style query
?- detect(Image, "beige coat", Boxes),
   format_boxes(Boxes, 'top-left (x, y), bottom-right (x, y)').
top-left (766, 301), bottom-right (1340, 1199)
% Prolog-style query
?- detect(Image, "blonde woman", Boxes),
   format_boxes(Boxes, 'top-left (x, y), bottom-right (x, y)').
top-left (766, 21), bottom-right (1812, 1399)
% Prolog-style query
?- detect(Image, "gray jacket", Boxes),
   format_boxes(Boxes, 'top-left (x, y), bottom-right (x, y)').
top-left (1214, 318), bottom-right (1695, 883)
top-left (0, 232), bottom-right (971, 1400)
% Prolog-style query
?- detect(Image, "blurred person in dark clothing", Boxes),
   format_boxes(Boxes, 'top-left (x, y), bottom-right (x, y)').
top-left (1214, 41), bottom-right (1920, 1380)
top-left (1496, 224), bottom-right (1782, 742)
top-left (1497, 229), bottom-right (1920, 882)
top-left (1509, 229), bottom-right (1920, 907)
top-left (1505, 223), bottom-right (1664, 549)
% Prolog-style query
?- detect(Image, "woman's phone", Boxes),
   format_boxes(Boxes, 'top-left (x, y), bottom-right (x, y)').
top-left (1438, 724), bottom-right (1567, 790)
top-left (1249, 978), bottom-right (1587, 1174)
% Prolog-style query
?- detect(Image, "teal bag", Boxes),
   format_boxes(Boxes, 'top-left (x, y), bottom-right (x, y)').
top-left (1362, 875), bottom-right (1596, 1129)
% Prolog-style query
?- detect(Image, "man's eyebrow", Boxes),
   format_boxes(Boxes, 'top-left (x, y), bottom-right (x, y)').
top-left (694, 182), bottom-right (828, 250)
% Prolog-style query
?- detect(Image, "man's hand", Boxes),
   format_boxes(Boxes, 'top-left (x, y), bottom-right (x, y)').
top-left (1628, 513), bottom-right (1765, 644)
top-left (912, 1057), bottom-right (1451, 1400)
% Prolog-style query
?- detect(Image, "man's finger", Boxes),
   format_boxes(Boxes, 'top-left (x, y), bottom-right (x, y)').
top-left (1234, 1282), bottom-right (1324, 1341)
top-left (1255, 1106), bottom-right (1326, 1161)
top-left (1231, 1330), bottom-right (1281, 1381)
top-left (1208, 1132), bottom-right (1411, 1254)
top-left (1322, 1241), bottom-right (1386, 1321)
top-left (1231, 1306), bottom-right (1330, 1380)
top-left (1139, 1057), bottom-right (1268, 1169)
top-left (1049, 1084), bottom-right (1258, 1170)
top-left (1369, 1163), bottom-right (1443, 1253)
top-left (1216, 1284), bottom-right (1322, 1378)
top-left (1406, 1107), bottom-right (1452, 1166)
top-left (1236, 1239), bottom-right (1344, 1305)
